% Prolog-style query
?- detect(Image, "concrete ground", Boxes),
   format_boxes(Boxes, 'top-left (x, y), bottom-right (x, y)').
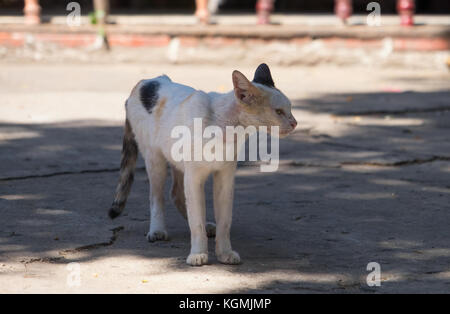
top-left (0, 62), bottom-right (449, 293)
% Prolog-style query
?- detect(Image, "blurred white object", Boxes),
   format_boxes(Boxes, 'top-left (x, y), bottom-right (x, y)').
top-left (208, 0), bottom-right (224, 14)
top-left (167, 38), bottom-right (180, 63)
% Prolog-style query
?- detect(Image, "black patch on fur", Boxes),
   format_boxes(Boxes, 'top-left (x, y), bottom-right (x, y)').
top-left (140, 80), bottom-right (160, 113)
top-left (253, 63), bottom-right (275, 88)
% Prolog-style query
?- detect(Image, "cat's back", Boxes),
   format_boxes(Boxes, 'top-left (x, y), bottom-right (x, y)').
top-left (128, 75), bottom-right (191, 108)
top-left (126, 75), bottom-right (187, 120)
top-left (127, 74), bottom-right (211, 123)
top-left (125, 75), bottom-right (211, 153)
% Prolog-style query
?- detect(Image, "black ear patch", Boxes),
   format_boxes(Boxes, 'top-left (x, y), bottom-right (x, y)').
top-left (253, 63), bottom-right (275, 88)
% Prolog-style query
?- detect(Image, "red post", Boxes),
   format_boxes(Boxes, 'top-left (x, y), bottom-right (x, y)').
top-left (256, 0), bottom-right (274, 25)
top-left (397, 0), bottom-right (415, 26)
top-left (334, 0), bottom-right (353, 25)
top-left (24, 0), bottom-right (41, 25)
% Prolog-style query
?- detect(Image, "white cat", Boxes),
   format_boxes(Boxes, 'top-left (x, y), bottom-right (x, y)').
top-left (109, 64), bottom-right (297, 266)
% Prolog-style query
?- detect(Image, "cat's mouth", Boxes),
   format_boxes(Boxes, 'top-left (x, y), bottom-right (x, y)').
top-left (276, 129), bottom-right (294, 138)
top-left (266, 125), bottom-right (296, 138)
top-left (280, 127), bottom-right (296, 137)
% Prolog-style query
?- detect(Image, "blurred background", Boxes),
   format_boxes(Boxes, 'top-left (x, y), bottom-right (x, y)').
top-left (0, 0), bottom-right (449, 65)
top-left (2, 0), bottom-right (450, 14)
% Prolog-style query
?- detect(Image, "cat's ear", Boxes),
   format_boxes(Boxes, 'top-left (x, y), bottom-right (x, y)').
top-left (232, 70), bottom-right (259, 106)
top-left (253, 63), bottom-right (275, 88)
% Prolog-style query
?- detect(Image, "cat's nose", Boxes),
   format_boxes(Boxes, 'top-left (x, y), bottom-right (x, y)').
top-left (290, 120), bottom-right (297, 129)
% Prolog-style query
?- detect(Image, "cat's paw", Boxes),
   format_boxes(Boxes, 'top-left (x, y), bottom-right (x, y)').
top-left (186, 253), bottom-right (208, 266)
top-left (217, 251), bottom-right (241, 265)
top-left (206, 222), bottom-right (216, 238)
top-left (146, 230), bottom-right (169, 242)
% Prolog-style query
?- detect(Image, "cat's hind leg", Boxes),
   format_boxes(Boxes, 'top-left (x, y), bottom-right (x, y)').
top-left (171, 166), bottom-right (187, 219)
top-left (205, 222), bottom-right (216, 238)
top-left (171, 166), bottom-right (216, 238)
top-left (145, 150), bottom-right (169, 242)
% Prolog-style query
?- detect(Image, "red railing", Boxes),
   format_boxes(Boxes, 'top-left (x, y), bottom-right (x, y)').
top-left (23, 0), bottom-right (416, 27)
top-left (256, 0), bottom-right (416, 26)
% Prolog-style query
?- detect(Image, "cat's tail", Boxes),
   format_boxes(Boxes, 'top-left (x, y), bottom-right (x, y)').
top-left (109, 118), bottom-right (138, 219)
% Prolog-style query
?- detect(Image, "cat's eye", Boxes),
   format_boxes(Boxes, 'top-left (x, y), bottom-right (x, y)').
top-left (275, 109), bottom-right (284, 115)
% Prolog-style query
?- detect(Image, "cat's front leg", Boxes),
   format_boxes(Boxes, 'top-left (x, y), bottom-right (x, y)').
top-left (184, 166), bottom-right (209, 266)
top-left (213, 163), bottom-right (241, 265)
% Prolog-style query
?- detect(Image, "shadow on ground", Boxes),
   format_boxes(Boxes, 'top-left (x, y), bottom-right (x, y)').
top-left (0, 90), bottom-right (449, 293)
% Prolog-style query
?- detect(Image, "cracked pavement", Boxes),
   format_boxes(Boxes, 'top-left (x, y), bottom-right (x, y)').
top-left (0, 63), bottom-right (449, 293)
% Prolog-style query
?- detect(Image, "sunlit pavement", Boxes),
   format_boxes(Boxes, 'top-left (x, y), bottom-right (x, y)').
top-left (0, 63), bottom-right (449, 293)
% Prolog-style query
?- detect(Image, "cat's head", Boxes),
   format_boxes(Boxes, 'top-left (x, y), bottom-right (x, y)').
top-left (232, 63), bottom-right (297, 137)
